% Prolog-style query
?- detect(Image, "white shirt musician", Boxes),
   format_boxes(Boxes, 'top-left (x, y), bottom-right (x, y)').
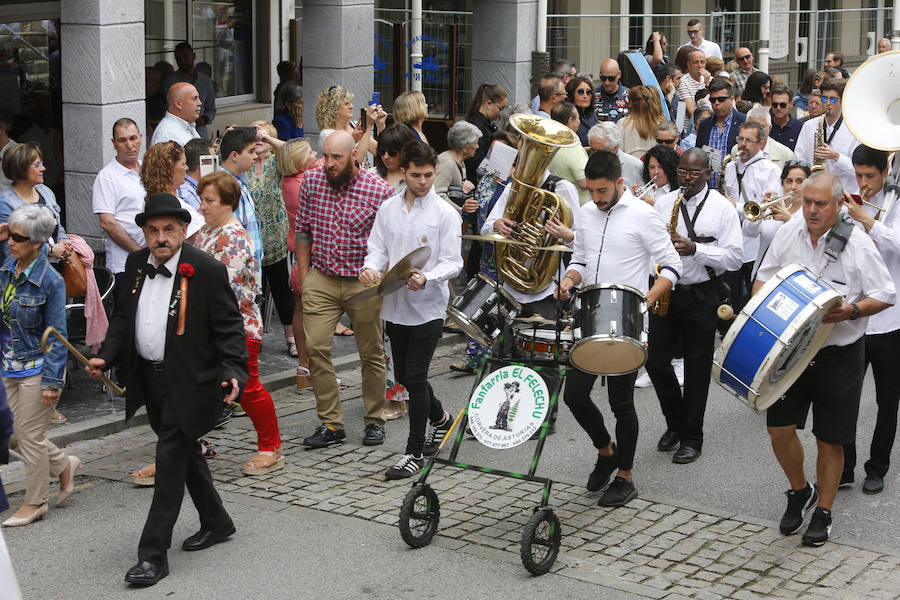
top-left (794, 81), bottom-right (860, 194)
top-left (646, 148), bottom-right (742, 466)
top-left (360, 141), bottom-right (462, 480)
top-left (556, 150), bottom-right (681, 508)
top-left (840, 145), bottom-right (900, 495)
top-left (754, 171), bottom-right (894, 547)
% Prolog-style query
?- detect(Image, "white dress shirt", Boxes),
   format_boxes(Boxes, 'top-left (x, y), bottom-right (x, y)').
top-left (92, 158), bottom-right (147, 273)
top-left (795, 115), bottom-right (861, 194)
top-left (482, 172), bottom-right (581, 304)
top-left (725, 152), bottom-right (783, 265)
top-left (757, 215), bottom-right (895, 347)
top-left (850, 188), bottom-right (900, 335)
top-left (569, 189), bottom-right (682, 292)
top-left (363, 187), bottom-right (463, 326)
top-left (150, 111), bottom-right (200, 146)
top-left (135, 248), bottom-right (182, 361)
top-left (653, 187), bottom-right (743, 284)
top-left (678, 38), bottom-right (723, 59)
top-left (619, 150), bottom-right (644, 189)
top-left (730, 138), bottom-right (795, 171)
top-left (745, 210), bottom-right (803, 278)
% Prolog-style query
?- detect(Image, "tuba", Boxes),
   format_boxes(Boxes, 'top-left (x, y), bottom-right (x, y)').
top-left (495, 114), bottom-right (577, 292)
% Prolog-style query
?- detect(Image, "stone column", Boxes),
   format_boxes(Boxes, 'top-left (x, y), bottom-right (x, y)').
top-left (472, 0), bottom-right (538, 106)
top-left (302, 0), bottom-right (374, 149)
top-left (61, 0), bottom-right (146, 250)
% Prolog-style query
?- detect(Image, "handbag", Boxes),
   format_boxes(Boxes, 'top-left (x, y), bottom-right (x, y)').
top-left (59, 249), bottom-right (87, 297)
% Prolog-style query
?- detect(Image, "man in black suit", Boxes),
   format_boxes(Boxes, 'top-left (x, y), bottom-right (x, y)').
top-left (87, 193), bottom-right (248, 586)
top-left (695, 78), bottom-right (746, 190)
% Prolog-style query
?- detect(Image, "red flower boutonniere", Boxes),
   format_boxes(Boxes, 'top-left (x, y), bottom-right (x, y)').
top-left (175, 263), bottom-right (194, 335)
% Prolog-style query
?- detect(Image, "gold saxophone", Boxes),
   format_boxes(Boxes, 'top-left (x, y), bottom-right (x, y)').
top-left (812, 118), bottom-right (826, 172)
top-left (718, 153), bottom-right (736, 194)
top-left (652, 186), bottom-right (687, 315)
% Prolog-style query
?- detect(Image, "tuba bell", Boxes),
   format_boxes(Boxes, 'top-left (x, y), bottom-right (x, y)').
top-left (495, 114), bottom-right (577, 292)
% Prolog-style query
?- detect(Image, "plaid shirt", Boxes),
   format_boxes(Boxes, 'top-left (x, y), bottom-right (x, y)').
top-left (296, 165), bottom-right (394, 277)
top-left (223, 168), bottom-right (264, 276)
top-left (708, 112), bottom-right (734, 189)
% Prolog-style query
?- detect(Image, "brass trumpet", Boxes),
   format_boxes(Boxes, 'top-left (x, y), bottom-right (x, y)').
top-left (852, 185), bottom-right (890, 216)
top-left (633, 176), bottom-right (658, 199)
top-left (743, 192), bottom-right (793, 222)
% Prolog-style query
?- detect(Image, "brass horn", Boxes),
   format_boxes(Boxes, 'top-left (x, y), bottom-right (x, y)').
top-left (744, 192), bottom-right (793, 222)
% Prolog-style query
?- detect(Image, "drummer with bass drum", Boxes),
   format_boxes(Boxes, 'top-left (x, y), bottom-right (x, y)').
top-left (754, 171), bottom-right (894, 547)
top-left (556, 151), bottom-right (682, 507)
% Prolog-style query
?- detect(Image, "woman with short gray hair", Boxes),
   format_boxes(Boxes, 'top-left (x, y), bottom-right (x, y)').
top-left (0, 204), bottom-right (79, 527)
top-left (434, 121), bottom-right (482, 213)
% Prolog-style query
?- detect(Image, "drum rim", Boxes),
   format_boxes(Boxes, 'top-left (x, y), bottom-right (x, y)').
top-left (513, 328), bottom-right (574, 341)
top-left (570, 334), bottom-right (647, 375)
top-left (474, 272), bottom-right (523, 312)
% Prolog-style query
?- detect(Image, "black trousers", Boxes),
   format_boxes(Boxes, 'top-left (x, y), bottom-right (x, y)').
top-left (646, 282), bottom-right (719, 448)
top-left (844, 329), bottom-right (900, 478)
top-left (564, 369), bottom-right (639, 471)
top-left (137, 361), bottom-right (232, 564)
top-left (261, 258), bottom-right (296, 326)
top-left (385, 319), bottom-right (445, 455)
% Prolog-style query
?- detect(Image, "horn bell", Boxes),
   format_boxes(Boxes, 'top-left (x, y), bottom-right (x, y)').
top-left (843, 50), bottom-right (900, 152)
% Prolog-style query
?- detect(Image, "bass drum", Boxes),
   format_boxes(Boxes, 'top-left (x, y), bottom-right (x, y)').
top-left (570, 283), bottom-right (647, 375)
top-left (447, 273), bottom-right (522, 348)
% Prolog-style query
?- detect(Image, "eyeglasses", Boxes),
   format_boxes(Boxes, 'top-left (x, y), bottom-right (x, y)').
top-left (737, 54), bottom-right (752, 61)
top-left (598, 75), bottom-right (618, 82)
top-left (9, 233), bottom-right (30, 243)
top-left (709, 96), bottom-right (730, 104)
top-left (29, 160), bottom-right (44, 169)
top-left (676, 168), bottom-right (706, 177)
top-left (771, 102), bottom-right (789, 108)
top-left (379, 148), bottom-right (399, 157)
top-left (656, 137), bottom-right (676, 144)
top-left (687, 29), bottom-right (701, 35)
top-left (553, 91), bottom-right (567, 97)
top-left (736, 136), bottom-right (760, 144)
top-left (819, 96), bottom-right (839, 104)
top-left (575, 88), bottom-right (593, 96)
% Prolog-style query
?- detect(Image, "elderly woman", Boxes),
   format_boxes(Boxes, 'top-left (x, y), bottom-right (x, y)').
top-left (566, 75), bottom-right (599, 147)
top-left (140, 141), bottom-right (204, 236)
top-left (617, 85), bottom-right (667, 158)
top-left (393, 90), bottom-right (429, 145)
top-left (195, 171), bottom-right (284, 476)
top-left (314, 84), bottom-right (386, 165)
top-left (0, 205), bottom-right (80, 526)
top-left (273, 83), bottom-right (303, 141)
top-left (434, 120), bottom-right (482, 211)
top-left (370, 123), bottom-right (415, 192)
top-left (248, 121), bottom-right (296, 357)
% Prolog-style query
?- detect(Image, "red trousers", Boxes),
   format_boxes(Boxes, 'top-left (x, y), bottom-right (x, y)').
top-left (242, 337), bottom-right (281, 451)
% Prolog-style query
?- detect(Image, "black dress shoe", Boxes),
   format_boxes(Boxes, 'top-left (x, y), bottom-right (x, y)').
top-left (182, 525), bottom-right (236, 551)
top-left (672, 444), bottom-right (701, 464)
top-left (863, 474), bottom-right (885, 495)
top-left (657, 430), bottom-right (679, 452)
top-left (124, 560), bottom-right (169, 586)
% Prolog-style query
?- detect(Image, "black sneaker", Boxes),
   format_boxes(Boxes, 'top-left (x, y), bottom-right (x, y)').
top-left (839, 471), bottom-right (854, 489)
top-left (302, 424), bottom-right (346, 448)
top-left (423, 411), bottom-right (452, 456)
top-left (779, 482), bottom-right (818, 535)
top-left (586, 444), bottom-right (618, 492)
top-left (362, 423), bottom-right (385, 446)
top-left (385, 454), bottom-right (424, 480)
top-left (598, 476), bottom-right (638, 507)
top-left (802, 507), bottom-right (833, 547)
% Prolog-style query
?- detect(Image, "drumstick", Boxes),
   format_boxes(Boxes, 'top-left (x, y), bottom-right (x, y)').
top-left (41, 326), bottom-right (125, 396)
top-left (433, 407), bottom-right (467, 456)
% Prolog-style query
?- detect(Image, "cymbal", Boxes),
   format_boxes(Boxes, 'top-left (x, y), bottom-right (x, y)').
top-left (461, 233), bottom-right (529, 246)
top-left (542, 244), bottom-right (573, 253)
top-left (348, 246), bottom-right (432, 303)
top-left (513, 315), bottom-right (557, 326)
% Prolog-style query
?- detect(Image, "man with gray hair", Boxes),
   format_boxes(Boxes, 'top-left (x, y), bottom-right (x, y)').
top-left (729, 103), bottom-right (795, 170)
top-left (878, 37), bottom-right (891, 53)
top-left (530, 60), bottom-right (577, 112)
top-left (588, 122), bottom-right (643, 188)
top-left (534, 75), bottom-right (565, 118)
top-left (754, 170), bottom-right (894, 546)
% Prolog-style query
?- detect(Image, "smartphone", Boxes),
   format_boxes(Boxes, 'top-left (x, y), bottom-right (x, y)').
top-left (359, 108), bottom-right (367, 130)
top-left (199, 155), bottom-right (219, 178)
top-left (236, 126), bottom-right (256, 136)
top-left (370, 91), bottom-right (381, 106)
top-left (850, 193), bottom-right (862, 204)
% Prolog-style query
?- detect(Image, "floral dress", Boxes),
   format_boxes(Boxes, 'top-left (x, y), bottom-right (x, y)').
top-left (247, 155), bottom-right (288, 268)
top-left (193, 222), bottom-right (263, 340)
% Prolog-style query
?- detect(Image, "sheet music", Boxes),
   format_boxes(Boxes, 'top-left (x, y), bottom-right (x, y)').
top-left (487, 143), bottom-right (518, 179)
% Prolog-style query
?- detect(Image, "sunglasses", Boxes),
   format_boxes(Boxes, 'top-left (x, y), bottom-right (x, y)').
top-left (9, 233), bottom-right (30, 243)
top-left (599, 75), bottom-right (618, 82)
top-left (737, 55), bottom-right (752, 61)
top-left (379, 148), bottom-right (400, 157)
top-left (687, 29), bottom-right (700, 34)
top-left (709, 96), bottom-right (730, 104)
top-left (786, 160), bottom-right (811, 169)
top-left (819, 96), bottom-right (839, 104)
top-left (656, 138), bottom-right (676, 144)
top-left (575, 88), bottom-right (593, 96)
top-left (771, 102), bottom-right (789, 108)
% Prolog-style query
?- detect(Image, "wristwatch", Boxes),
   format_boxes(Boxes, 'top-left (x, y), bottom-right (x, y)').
top-left (849, 302), bottom-right (860, 320)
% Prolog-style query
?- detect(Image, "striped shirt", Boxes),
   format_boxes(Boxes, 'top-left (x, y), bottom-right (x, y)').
top-left (707, 112), bottom-right (735, 189)
top-left (222, 168), bottom-right (264, 277)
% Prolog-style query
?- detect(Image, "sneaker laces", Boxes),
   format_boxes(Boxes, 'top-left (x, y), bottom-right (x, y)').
top-left (424, 412), bottom-right (450, 447)
top-left (393, 454), bottom-right (422, 474)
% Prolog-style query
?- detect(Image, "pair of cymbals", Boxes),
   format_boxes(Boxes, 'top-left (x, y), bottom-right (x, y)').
top-left (348, 246), bottom-right (432, 303)
top-left (461, 233), bottom-right (573, 253)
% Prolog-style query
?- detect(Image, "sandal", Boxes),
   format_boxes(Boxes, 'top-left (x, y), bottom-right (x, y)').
top-left (131, 464), bottom-right (156, 486)
top-left (242, 449), bottom-right (285, 476)
top-left (334, 323), bottom-right (354, 336)
top-left (296, 366), bottom-right (313, 390)
top-left (51, 409), bottom-right (67, 425)
top-left (449, 360), bottom-right (475, 374)
top-left (199, 439), bottom-right (219, 458)
top-left (287, 341), bottom-right (298, 357)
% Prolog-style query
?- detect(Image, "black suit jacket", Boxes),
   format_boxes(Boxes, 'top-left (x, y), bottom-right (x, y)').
top-left (98, 243), bottom-right (249, 440)
top-left (696, 109), bottom-right (746, 154)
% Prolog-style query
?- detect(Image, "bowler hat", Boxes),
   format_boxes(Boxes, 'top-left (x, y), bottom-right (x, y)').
top-left (136, 193), bottom-right (192, 227)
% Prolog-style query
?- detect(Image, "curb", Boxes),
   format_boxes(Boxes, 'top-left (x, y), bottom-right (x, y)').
top-left (48, 331), bottom-right (465, 448)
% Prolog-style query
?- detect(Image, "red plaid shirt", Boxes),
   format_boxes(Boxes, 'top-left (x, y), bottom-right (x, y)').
top-left (295, 165), bottom-right (394, 277)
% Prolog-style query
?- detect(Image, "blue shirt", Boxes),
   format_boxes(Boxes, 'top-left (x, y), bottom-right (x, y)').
top-left (177, 174), bottom-right (201, 210)
top-left (770, 116), bottom-right (804, 151)
top-left (273, 113), bottom-right (303, 141)
top-left (223, 168), bottom-right (264, 277)
top-left (708, 112), bottom-right (735, 189)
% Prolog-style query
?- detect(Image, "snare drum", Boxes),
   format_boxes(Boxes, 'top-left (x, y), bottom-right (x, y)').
top-left (447, 273), bottom-right (522, 347)
top-left (570, 283), bottom-right (647, 375)
top-left (514, 328), bottom-right (574, 362)
top-left (712, 264), bottom-right (842, 411)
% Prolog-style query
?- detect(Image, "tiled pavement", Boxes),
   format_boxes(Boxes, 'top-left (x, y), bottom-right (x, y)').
top-left (5, 343), bottom-right (900, 599)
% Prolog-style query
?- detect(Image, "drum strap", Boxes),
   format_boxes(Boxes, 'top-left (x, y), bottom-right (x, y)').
top-left (824, 213), bottom-right (855, 263)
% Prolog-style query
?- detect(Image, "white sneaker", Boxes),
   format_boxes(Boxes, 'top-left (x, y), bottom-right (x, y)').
top-left (673, 358), bottom-right (685, 387)
top-left (634, 370), bottom-right (653, 388)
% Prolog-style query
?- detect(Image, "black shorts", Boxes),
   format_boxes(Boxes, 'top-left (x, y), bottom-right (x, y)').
top-left (766, 338), bottom-right (865, 445)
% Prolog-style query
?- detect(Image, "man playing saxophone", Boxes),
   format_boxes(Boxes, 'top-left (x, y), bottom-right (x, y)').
top-left (646, 148), bottom-right (743, 464)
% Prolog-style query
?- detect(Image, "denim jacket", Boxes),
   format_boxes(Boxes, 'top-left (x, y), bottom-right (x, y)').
top-left (0, 253), bottom-right (67, 389)
top-left (0, 184), bottom-right (67, 262)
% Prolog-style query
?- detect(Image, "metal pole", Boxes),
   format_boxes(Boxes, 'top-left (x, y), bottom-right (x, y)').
top-left (893, 0), bottom-right (900, 50)
top-left (759, 0), bottom-right (771, 72)
top-left (619, 0), bottom-right (630, 52)
top-left (537, 0), bottom-right (547, 53)
top-left (411, 0), bottom-right (423, 92)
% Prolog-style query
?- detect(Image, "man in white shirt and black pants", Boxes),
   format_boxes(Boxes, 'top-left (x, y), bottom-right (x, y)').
top-left (647, 148), bottom-right (743, 464)
top-left (361, 140), bottom-right (463, 480)
top-left (556, 151), bottom-right (682, 507)
top-left (755, 171), bottom-right (894, 546)
top-left (841, 146), bottom-right (900, 495)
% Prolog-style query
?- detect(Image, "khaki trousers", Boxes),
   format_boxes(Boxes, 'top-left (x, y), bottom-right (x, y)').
top-left (5, 374), bottom-right (68, 505)
top-left (302, 269), bottom-right (385, 428)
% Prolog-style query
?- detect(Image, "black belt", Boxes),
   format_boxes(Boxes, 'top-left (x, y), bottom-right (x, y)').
top-left (137, 357), bottom-right (166, 372)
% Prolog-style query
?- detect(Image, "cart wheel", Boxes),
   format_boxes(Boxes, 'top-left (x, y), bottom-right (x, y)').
top-left (520, 508), bottom-right (561, 575)
top-left (399, 484), bottom-right (440, 548)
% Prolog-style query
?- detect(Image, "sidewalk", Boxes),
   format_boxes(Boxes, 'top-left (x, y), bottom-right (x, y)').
top-left (4, 342), bottom-right (900, 599)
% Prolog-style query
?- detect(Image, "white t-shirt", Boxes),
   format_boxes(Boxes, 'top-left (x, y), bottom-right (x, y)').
top-left (92, 158), bottom-right (146, 273)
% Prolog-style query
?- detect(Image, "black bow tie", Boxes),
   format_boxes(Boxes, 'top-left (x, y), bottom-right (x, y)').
top-left (145, 264), bottom-right (172, 279)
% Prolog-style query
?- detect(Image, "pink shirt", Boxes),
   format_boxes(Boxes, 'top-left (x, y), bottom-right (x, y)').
top-left (282, 173), bottom-right (303, 254)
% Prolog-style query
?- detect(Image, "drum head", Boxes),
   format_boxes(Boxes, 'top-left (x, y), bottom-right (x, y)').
top-left (570, 337), bottom-right (647, 375)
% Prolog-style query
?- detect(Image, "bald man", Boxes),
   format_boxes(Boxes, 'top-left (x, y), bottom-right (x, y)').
top-left (295, 130), bottom-right (395, 449)
top-left (150, 82), bottom-right (202, 146)
top-left (731, 47), bottom-right (755, 97)
top-left (596, 58), bottom-right (629, 123)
